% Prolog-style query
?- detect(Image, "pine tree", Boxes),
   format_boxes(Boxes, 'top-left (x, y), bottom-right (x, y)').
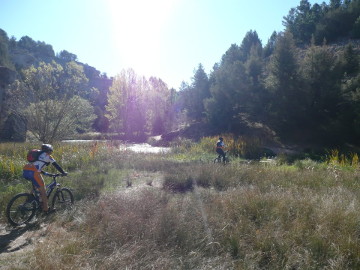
top-left (265, 31), bottom-right (303, 138)
top-left (183, 64), bottom-right (210, 121)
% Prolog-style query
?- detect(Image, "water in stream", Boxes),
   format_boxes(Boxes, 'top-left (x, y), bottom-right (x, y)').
top-left (62, 140), bottom-right (170, 154)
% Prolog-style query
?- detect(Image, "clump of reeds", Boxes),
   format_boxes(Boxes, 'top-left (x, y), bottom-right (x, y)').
top-left (326, 149), bottom-right (359, 168)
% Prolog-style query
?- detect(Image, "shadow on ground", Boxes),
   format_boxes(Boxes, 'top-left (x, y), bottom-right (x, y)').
top-left (0, 222), bottom-right (41, 253)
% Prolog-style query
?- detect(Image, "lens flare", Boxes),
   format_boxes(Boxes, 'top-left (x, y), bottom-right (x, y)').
top-left (105, 0), bottom-right (179, 78)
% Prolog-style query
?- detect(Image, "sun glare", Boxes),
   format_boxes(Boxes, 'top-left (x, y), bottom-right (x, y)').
top-left (105, 0), bottom-right (179, 79)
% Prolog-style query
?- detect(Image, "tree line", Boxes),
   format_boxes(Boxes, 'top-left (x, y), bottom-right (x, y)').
top-left (1, 0), bottom-right (360, 147)
top-left (181, 0), bottom-right (360, 146)
top-left (0, 27), bottom-right (183, 142)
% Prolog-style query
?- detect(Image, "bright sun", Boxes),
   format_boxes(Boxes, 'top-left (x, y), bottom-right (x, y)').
top-left (105, 0), bottom-right (179, 78)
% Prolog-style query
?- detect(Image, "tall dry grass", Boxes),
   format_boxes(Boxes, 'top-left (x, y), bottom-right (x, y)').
top-left (170, 135), bottom-right (266, 160)
top-left (13, 170), bottom-right (360, 269)
top-left (2, 141), bottom-right (360, 269)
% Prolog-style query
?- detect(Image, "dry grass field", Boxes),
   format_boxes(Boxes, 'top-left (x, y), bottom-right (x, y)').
top-left (1, 140), bottom-right (360, 269)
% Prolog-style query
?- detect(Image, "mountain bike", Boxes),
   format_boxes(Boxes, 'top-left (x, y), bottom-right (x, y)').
top-left (214, 151), bottom-right (230, 164)
top-left (6, 174), bottom-right (74, 227)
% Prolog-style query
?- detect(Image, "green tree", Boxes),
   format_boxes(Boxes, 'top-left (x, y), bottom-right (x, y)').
top-left (0, 29), bottom-right (14, 69)
top-left (183, 64), bottom-right (210, 121)
top-left (245, 44), bottom-right (263, 85)
top-left (330, 0), bottom-right (341, 9)
top-left (164, 87), bottom-right (180, 132)
top-left (338, 43), bottom-right (360, 142)
top-left (58, 50), bottom-right (78, 62)
top-left (341, 74), bottom-right (360, 142)
top-left (220, 44), bottom-right (242, 65)
top-left (300, 42), bottom-right (343, 143)
top-left (239, 30), bottom-right (262, 62)
top-left (314, 0), bottom-right (360, 43)
top-left (351, 16), bottom-right (360, 38)
top-left (17, 36), bottom-right (37, 51)
top-left (244, 43), bottom-right (267, 122)
top-left (205, 59), bottom-right (251, 133)
top-left (339, 43), bottom-right (359, 76)
top-left (283, 0), bottom-right (321, 44)
top-left (10, 61), bottom-right (94, 142)
top-left (35, 41), bottom-right (55, 59)
top-left (265, 31), bottom-right (303, 138)
top-left (263, 31), bottom-right (278, 58)
top-left (205, 31), bottom-right (266, 134)
top-left (25, 96), bottom-right (95, 141)
top-left (107, 72), bottom-right (174, 138)
top-left (106, 69), bottom-right (147, 139)
top-left (145, 77), bottom-right (172, 135)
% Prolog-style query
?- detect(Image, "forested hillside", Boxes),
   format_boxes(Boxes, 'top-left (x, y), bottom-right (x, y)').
top-left (1, 0), bottom-right (360, 151)
top-left (182, 0), bottom-right (360, 147)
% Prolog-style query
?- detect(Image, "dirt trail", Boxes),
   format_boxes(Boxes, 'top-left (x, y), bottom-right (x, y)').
top-left (0, 171), bottom-right (164, 265)
top-left (0, 219), bottom-right (50, 259)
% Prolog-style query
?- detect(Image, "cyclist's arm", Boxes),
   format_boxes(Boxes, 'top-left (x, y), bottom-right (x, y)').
top-left (52, 162), bottom-right (67, 175)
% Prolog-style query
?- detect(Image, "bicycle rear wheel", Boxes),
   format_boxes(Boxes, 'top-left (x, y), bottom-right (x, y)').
top-left (6, 193), bottom-right (37, 226)
top-left (214, 157), bottom-right (221, 163)
top-left (51, 188), bottom-right (74, 211)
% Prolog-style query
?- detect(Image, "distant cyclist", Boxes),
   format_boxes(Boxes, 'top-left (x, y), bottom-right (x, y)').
top-left (23, 144), bottom-right (67, 213)
top-left (216, 137), bottom-right (226, 163)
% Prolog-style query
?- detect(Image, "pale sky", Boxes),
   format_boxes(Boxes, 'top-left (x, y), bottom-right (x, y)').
top-left (0, 0), bottom-right (321, 89)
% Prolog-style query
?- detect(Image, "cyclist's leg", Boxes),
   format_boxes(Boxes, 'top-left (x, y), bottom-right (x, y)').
top-left (23, 166), bottom-right (48, 212)
top-left (36, 175), bottom-right (48, 212)
top-left (217, 149), bottom-right (226, 163)
top-left (216, 148), bottom-right (222, 159)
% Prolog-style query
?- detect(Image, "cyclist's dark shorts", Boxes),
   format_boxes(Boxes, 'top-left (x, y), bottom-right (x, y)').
top-left (216, 148), bottom-right (225, 156)
top-left (23, 164), bottom-right (44, 188)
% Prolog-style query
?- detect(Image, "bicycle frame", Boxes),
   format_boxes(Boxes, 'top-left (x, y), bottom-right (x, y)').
top-left (32, 173), bottom-right (63, 201)
top-left (214, 150), bottom-right (229, 164)
top-left (216, 150), bottom-right (228, 158)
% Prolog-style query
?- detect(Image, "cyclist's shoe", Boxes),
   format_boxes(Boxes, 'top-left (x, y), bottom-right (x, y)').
top-left (46, 208), bottom-right (56, 215)
top-left (43, 208), bottom-right (56, 215)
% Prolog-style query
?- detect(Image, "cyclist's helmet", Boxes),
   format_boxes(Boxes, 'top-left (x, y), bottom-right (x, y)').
top-left (41, 144), bottom-right (53, 153)
top-left (219, 137), bottom-right (223, 141)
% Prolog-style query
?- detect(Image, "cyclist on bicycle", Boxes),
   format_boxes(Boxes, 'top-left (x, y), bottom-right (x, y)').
top-left (216, 137), bottom-right (226, 163)
top-left (23, 144), bottom-right (67, 213)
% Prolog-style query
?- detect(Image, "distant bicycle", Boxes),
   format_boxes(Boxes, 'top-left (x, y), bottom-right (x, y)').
top-left (6, 174), bottom-right (73, 227)
top-left (214, 151), bottom-right (230, 164)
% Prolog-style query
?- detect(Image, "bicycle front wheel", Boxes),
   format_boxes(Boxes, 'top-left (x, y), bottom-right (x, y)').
top-left (51, 188), bottom-right (74, 211)
top-left (225, 157), bottom-right (230, 164)
top-left (6, 193), bottom-right (37, 226)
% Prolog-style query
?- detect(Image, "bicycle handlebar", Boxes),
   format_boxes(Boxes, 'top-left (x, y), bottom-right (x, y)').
top-left (45, 173), bottom-right (67, 177)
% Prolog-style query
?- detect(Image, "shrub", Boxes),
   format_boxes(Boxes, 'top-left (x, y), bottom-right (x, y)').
top-left (326, 149), bottom-right (360, 168)
top-left (163, 173), bottom-right (193, 193)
